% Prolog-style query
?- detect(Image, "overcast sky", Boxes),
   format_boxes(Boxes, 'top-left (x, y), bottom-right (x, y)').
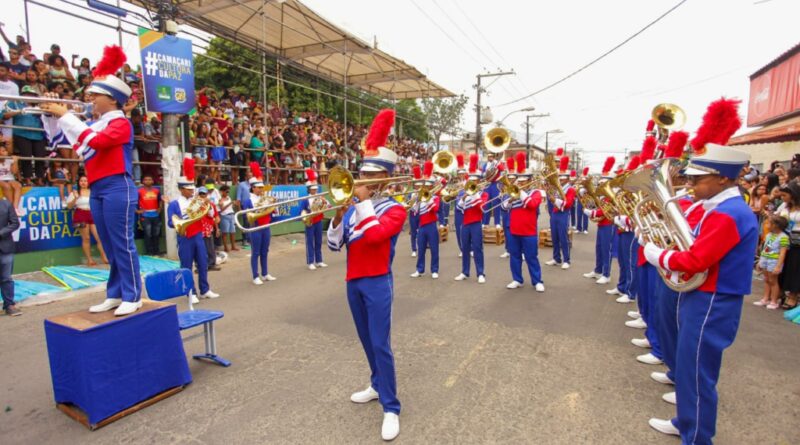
top-left (6, 0), bottom-right (800, 168)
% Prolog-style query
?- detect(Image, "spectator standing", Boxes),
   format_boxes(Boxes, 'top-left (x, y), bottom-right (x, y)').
top-left (0, 145), bottom-right (21, 212)
top-left (0, 197), bottom-right (19, 316)
top-left (0, 64), bottom-right (19, 144)
top-left (777, 183), bottom-right (800, 309)
top-left (754, 215), bottom-right (790, 310)
top-left (47, 54), bottom-right (74, 84)
top-left (137, 175), bottom-right (162, 255)
top-left (71, 56), bottom-right (91, 76)
top-left (66, 176), bottom-right (108, 266)
top-left (218, 185), bottom-right (237, 252)
top-left (1, 86), bottom-right (46, 185)
top-left (4, 48), bottom-right (26, 86)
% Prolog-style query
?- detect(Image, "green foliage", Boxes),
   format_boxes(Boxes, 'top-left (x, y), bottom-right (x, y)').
top-left (194, 39), bottom-right (263, 94)
top-left (421, 95), bottom-right (469, 149)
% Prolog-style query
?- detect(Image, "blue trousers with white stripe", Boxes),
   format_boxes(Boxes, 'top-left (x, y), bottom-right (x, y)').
top-left (570, 201), bottom-right (577, 227)
top-left (616, 232), bottom-right (636, 297)
top-left (347, 274), bottom-right (400, 414)
top-left (249, 228), bottom-right (270, 278)
top-left (655, 278), bottom-right (679, 382)
top-left (304, 221), bottom-right (323, 265)
top-left (551, 211), bottom-right (571, 264)
top-left (575, 201), bottom-right (589, 232)
top-left (90, 174), bottom-right (141, 303)
top-left (178, 234), bottom-right (208, 295)
top-left (461, 222), bottom-right (484, 276)
top-left (637, 263), bottom-right (662, 359)
top-left (501, 208), bottom-right (510, 253)
top-left (482, 182), bottom-right (501, 225)
top-left (416, 222), bottom-right (439, 274)
top-left (594, 225), bottom-right (614, 277)
top-left (438, 200), bottom-right (450, 227)
top-left (409, 213), bottom-right (419, 253)
top-left (674, 291), bottom-right (743, 445)
top-left (508, 234), bottom-right (542, 285)
top-left (454, 211), bottom-right (464, 254)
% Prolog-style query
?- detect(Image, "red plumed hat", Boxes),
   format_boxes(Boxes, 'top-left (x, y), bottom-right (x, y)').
top-left (570, 170), bottom-right (577, 178)
top-left (412, 164), bottom-right (422, 180)
top-left (556, 147), bottom-right (564, 157)
top-left (602, 156), bottom-right (616, 175)
top-left (626, 156), bottom-right (641, 171)
top-left (183, 158), bottom-right (195, 181)
top-left (469, 153), bottom-right (479, 174)
top-left (423, 160), bottom-right (434, 179)
top-left (640, 136), bottom-right (657, 163)
top-left (559, 156), bottom-right (569, 173)
top-left (690, 98), bottom-right (742, 154)
top-left (506, 156), bottom-right (515, 172)
top-left (456, 153), bottom-right (465, 170)
top-left (615, 167), bottom-right (624, 175)
top-left (250, 161), bottom-right (262, 180)
top-left (364, 109), bottom-right (395, 156)
top-left (92, 45), bottom-right (126, 77)
top-left (646, 119), bottom-right (655, 132)
top-left (515, 152), bottom-right (526, 175)
top-left (497, 162), bottom-right (506, 172)
top-left (582, 166), bottom-right (590, 177)
top-left (665, 130), bottom-right (689, 158)
top-left (305, 168), bottom-right (317, 182)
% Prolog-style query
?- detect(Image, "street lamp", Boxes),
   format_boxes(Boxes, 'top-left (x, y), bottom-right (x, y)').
top-left (498, 106), bottom-right (536, 125)
top-left (545, 129), bottom-right (563, 154)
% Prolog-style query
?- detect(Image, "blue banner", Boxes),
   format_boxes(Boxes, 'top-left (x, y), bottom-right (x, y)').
top-left (139, 28), bottom-right (195, 114)
top-left (14, 187), bottom-right (80, 253)
top-left (267, 185), bottom-right (309, 222)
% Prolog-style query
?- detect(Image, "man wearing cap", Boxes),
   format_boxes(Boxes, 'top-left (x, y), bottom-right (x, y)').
top-left (410, 161), bottom-right (440, 279)
top-left (643, 99), bottom-right (758, 444)
top-left (167, 161), bottom-right (219, 301)
top-left (242, 164), bottom-right (276, 285)
top-left (1, 85), bottom-right (46, 184)
top-left (501, 162), bottom-right (545, 292)
top-left (41, 45), bottom-right (144, 316)
top-left (300, 168), bottom-right (328, 270)
top-left (545, 156), bottom-right (575, 270)
top-left (327, 109), bottom-right (406, 441)
top-left (455, 153), bottom-right (488, 284)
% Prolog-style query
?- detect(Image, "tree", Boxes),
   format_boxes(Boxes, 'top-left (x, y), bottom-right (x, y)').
top-left (421, 95), bottom-right (468, 150)
top-left (194, 38), bottom-right (264, 95)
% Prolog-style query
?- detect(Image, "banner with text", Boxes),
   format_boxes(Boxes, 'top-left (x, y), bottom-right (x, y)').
top-left (138, 27), bottom-right (195, 114)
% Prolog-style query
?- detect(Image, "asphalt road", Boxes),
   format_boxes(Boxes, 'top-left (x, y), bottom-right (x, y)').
top-left (2, 222), bottom-right (799, 445)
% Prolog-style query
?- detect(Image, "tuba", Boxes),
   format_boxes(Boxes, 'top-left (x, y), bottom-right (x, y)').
top-left (484, 127), bottom-right (511, 154)
top-left (541, 154), bottom-right (566, 202)
top-left (594, 178), bottom-right (621, 219)
top-left (622, 158), bottom-right (707, 292)
top-left (172, 196), bottom-right (210, 236)
top-left (432, 150), bottom-right (456, 175)
top-left (651, 103), bottom-right (686, 144)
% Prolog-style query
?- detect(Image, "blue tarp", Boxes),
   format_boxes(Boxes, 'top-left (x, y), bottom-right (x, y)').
top-left (41, 257), bottom-right (180, 291)
top-left (138, 256), bottom-right (180, 276)
top-left (14, 280), bottom-right (66, 303)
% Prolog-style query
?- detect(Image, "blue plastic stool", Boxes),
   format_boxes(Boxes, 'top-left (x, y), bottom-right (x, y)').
top-left (145, 269), bottom-right (231, 367)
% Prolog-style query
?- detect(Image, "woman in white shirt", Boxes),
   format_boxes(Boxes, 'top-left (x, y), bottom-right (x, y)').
top-left (0, 144), bottom-right (22, 213)
top-left (66, 176), bottom-right (108, 266)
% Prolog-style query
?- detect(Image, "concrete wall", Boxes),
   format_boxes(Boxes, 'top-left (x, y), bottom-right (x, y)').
top-left (736, 140), bottom-right (800, 171)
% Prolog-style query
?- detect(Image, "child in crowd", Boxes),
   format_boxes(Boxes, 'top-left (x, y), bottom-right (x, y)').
top-left (755, 215), bottom-right (790, 310)
top-left (218, 184), bottom-right (238, 252)
top-left (47, 160), bottom-right (69, 204)
top-left (0, 144), bottom-right (22, 213)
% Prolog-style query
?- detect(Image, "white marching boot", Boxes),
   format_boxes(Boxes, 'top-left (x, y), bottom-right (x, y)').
top-left (631, 338), bottom-right (651, 348)
top-left (662, 391), bottom-right (677, 405)
top-left (114, 300), bottom-right (142, 316)
top-left (89, 298), bottom-right (122, 313)
top-left (506, 280), bottom-right (523, 289)
top-left (651, 372), bottom-right (674, 385)
top-left (625, 318), bottom-right (647, 329)
top-left (637, 353), bottom-right (663, 365)
top-left (382, 412), bottom-right (400, 441)
top-left (350, 386), bottom-right (379, 403)
top-left (649, 418), bottom-right (679, 436)
top-left (615, 294), bottom-right (633, 304)
top-left (595, 276), bottom-right (610, 285)
top-left (535, 283), bottom-right (545, 292)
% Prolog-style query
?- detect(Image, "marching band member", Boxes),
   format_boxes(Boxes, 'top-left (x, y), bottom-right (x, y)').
top-left (327, 109), bottom-right (406, 441)
top-left (411, 161), bottom-right (440, 279)
top-left (502, 156), bottom-right (545, 292)
top-left (453, 154), bottom-right (467, 258)
top-left (408, 164), bottom-right (421, 258)
top-left (455, 153), bottom-right (487, 283)
top-left (569, 170), bottom-right (578, 231)
top-left (40, 45), bottom-right (142, 316)
top-left (167, 159), bottom-right (219, 301)
top-left (499, 155), bottom-right (518, 259)
top-left (481, 152), bottom-right (502, 228)
top-left (544, 154), bottom-right (576, 270)
top-left (643, 99), bottom-right (757, 444)
top-left (242, 163), bottom-right (276, 285)
top-left (608, 156), bottom-right (641, 306)
top-left (576, 167), bottom-right (590, 234)
top-left (582, 157), bottom-right (616, 285)
top-left (300, 168), bottom-right (328, 270)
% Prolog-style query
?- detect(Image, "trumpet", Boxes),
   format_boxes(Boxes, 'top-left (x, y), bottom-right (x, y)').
top-left (0, 94), bottom-right (90, 117)
top-left (234, 166), bottom-right (413, 232)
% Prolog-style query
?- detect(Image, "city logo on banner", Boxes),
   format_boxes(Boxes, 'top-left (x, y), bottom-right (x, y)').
top-left (139, 27), bottom-right (196, 114)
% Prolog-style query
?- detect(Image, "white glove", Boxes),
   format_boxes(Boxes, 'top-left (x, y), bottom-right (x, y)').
top-left (579, 188), bottom-right (587, 196)
top-left (634, 227), bottom-right (645, 245)
top-left (518, 190), bottom-right (529, 201)
top-left (554, 198), bottom-right (564, 208)
top-left (643, 242), bottom-right (666, 268)
top-left (583, 209), bottom-right (593, 217)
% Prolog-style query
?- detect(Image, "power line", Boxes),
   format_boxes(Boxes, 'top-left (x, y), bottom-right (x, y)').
top-left (496, 0), bottom-right (689, 107)
top-left (408, 0), bottom-right (484, 68)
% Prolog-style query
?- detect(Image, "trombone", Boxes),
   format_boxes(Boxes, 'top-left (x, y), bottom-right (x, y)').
top-left (483, 176), bottom-right (540, 214)
top-left (234, 166), bottom-right (413, 232)
top-left (0, 94), bottom-right (90, 117)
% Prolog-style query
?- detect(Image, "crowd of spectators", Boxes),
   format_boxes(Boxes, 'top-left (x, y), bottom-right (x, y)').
top-left (0, 24), bottom-right (431, 203)
top-left (739, 154), bottom-right (800, 310)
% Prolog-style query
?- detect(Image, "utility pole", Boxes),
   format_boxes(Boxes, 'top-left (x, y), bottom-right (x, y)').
top-left (524, 113), bottom-right (549, 163)
top-left (156, 0), bottom-right (181, 260)
top-left (474, 71), bottom-right (514, 155)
